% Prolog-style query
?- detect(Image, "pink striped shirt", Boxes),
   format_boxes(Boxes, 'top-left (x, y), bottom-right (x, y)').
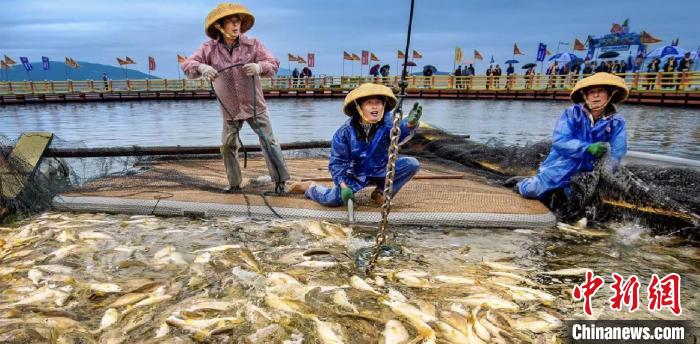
top-left (182, 35), bottom-right (280, 121)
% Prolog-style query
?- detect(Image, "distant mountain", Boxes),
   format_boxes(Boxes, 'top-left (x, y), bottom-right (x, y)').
top-left (2, 61), bottom-right (159, 81)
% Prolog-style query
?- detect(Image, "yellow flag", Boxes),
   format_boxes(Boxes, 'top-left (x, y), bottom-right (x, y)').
top-left (454, 47), bottom-right (463, 64)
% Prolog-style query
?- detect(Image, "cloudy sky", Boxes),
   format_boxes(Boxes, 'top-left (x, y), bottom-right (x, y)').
top-left (1, 0), bottom-right (698, 77)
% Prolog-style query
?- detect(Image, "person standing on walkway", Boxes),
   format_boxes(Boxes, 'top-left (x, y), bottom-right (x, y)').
top-left (182, 3), bottom-right (290, 195)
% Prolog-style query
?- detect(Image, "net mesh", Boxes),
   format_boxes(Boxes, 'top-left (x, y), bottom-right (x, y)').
top-left (1, 126), bottom-right (698, 235)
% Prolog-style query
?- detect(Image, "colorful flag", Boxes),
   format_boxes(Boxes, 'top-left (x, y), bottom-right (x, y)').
top-left (573, 38), bottom-right (586, 51)
top-left (177, 54), bottom-right (187, 64)
top-left (536, 43), bottom-right (547, 62)
top-left (125, 56), bottom-right (136, 64)
top-left (42, 56), bottom-right (50, 70)
top-left (397, 50), bottom-right (405, 59)
top-left (361, 50), bottom-right (369, 65)
top-left (297, 56), bottom-right (306, 64)
top-left (343, 51), bottom-right (353, 61)
top-left (351, 53), bottom-right (361, 61)
top-left (474, 50), bottom-right (483, 61)
top-left (307, 53), bottom-right (315, 68)
top-left (117, 57), bottom-right (129, 66)
top-left (370, 52), bottom-right (380, 62)
top-left (412, 50), bottom-right (422, 59)
top-left (610, 23), bottom-right (623, 34)
top-left (640, 31), bottom-right (662, 44)
top-left (513, 43), bottom-right (524, 55)
top-left (288, 53), bottom-right (299, 62)
top-left (65, 57), bottom-right (79, 68)
top-left (4, 55), bottom-right (17, 65)
top-left (19, 57), bottom-right (33, 71)
top-left (148, 56), bottom-right (156, 71)
top-left (454, 47), bottom-right (463, 64)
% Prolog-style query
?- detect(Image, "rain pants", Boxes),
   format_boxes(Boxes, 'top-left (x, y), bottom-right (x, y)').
top-left (306, 113), bottom-right (420, 207)
top-left (517, 104), bottom-right (627, 200)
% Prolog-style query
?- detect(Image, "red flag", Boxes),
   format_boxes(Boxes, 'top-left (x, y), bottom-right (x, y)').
top-left (370, 52), bottom-right (380, 62)
top-left (343, 51), bottom-right (353, 61)
top-left (610, 23), bottom-right (623, 34)
top-left (474, 50), bottom-right (483, 61)
top-left (397, 50), bottom-right (405, 59)
top-left (573, 38), bottom-right (586, 51)
top-left (307, 53), bottom-right (315, 68)
top-left (117, 57), bottom-right (128, 66)
top-left (513, 43), bottom-right (524, 55)
top-left (148, 56), bottom-right (156, 71)
top-left (68, 57), bottom-right (80, 68)
top-left (412, 50), bottom-right (422, 59)
top-left (177, 54), bottom-right (187, 64)
top-left (361, 50), bottom-right (369, 65)
top-left (288, 53), bottom-right (299, 62)
top-left (351, 53), bottom-right (360, 61)
top-left (125, 56), bottom-right (136, 64)
top-left (297, 56), bottom-right (306, 64)
top-left (3, 55), bottom-right (16, 65)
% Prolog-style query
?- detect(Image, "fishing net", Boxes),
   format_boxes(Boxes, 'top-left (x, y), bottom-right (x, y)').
top-left (1, 125), bottom-right (697, 235)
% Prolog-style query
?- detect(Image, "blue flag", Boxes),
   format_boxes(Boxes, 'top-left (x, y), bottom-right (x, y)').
top-left (20, 56), bottom-right (33, 71)
top-left (536, 43), bottom-right (547, 62)
top-left (489, 55), bottom-right (495, 64)
top-left (42, 56), bottom-right (50, 70)
top-left (586, 44), bottom-right (595, 60)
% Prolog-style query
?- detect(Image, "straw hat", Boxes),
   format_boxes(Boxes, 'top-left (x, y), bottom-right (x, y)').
top-left (343, 83), bottom-right (398, 116)
top-left (570, 72), bottom-right (629, 104)
top-left (205, 3), bottom-right (255, 40)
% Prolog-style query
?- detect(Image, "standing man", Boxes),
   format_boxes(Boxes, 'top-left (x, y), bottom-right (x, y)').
top-left (182, 3), bottom-right (290, 194)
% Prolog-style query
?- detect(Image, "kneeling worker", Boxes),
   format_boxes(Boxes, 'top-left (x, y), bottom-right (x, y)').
top-left (290, 83), bottom-right (422, 206)
top-left (515, 72), bottom-right (628, 207)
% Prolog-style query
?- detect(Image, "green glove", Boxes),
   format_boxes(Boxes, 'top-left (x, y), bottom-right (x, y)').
top-left (407, 102), bottom-right (422, 125)
top-left (340, 186), bottom-right (355, 204)
top-left (587, 142), bottom-right (607, 158)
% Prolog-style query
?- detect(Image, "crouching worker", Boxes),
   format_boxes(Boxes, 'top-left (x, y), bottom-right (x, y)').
top-left (289, 83), bottom-right (422, 207)
top-left (514, 73), bottom-right (628, 215)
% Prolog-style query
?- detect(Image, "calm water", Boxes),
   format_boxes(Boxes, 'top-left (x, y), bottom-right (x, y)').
top-left (1, 98), bottom-right (699, 160)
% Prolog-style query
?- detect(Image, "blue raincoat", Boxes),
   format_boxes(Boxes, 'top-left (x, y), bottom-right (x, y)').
top-left (517, 104), bottom-right (627, 200)
top-left (305, 112), bottom-right (419, 207)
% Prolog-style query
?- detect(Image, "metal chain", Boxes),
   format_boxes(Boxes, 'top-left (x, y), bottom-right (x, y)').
top-left (365, 105), bottom-right (403, 275)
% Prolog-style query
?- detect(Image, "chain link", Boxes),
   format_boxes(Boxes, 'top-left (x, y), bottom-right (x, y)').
top-left (365, 105), bottom-right (403, 275)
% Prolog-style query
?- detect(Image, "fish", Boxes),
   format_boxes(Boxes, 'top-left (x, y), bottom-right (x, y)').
top-left (107, 293), bottom-right (149, 308)
top-left (435, 321), bottom-right (471, 343)
top-left (184, 299), bottom-right (242, 313)
top-left (246, 303), bottom-right (273, 329)
top-left (312, 317), bottom-right (345, 344)
top-left (332, 290), bottom-right (358, 313)
top-left (4, 285), bottom-right (73, 308)
top-left (0, 267), bottom-right (16, 276)
top-left (394, 270), bottom-right (431, 288)
top-left (165, 314), bottom-right (244, 333)
top-left (446, 295), bottom-right (520, 312)
top-left (153, 245), bottom-right (187, 266)
top-left (191, 244), bottom-right (242, 253)
top-left (78, 231), bottom-right (113, 240)
top-left (89, 283), bottom-right (122, 294)
top-left (495, 283), bottom-right (556, 304)
top-left (35, 264), bottom-right (74, 275)
top-left (48, 244), bottom-right (81, 262)
top-left (245, 324), bottom-right (284, 343)
top-left (239, 248), bottom-right (262, 272)
top-left (387, 288), bottom-right (408, 303)
top-left (99, 308), bottom-right (119, 330)
top-left (193, 252), bottom-right (212, 264)
top-left (294, 260), bottom-right (338, 268)
top-left (56, 230), bottom-right (77, 242)
top-left (382, 300), bottom-right (436, 344)
top-left (434, 275), bottom-right (476, 285)
top-left (264, 293), bottom-right (312, 316)
top-left (28, 268), bottom-right (43, 285)
top-left (488, 271), bottom-right (538, 286)
top-left (541, 268), bottom-right (592, 276)
top-left (155, 323), bottom-right (170, 338)
top-left (121, 295), bottom-right (173, 315)
top-left (306, 221), bottom-right (352, 243)
top-left (556, 223), bottom-right (610, 237)
top-left (383, 319), bottom-right (409, 344)
top-left (349, 276), bottom-right (381, 295)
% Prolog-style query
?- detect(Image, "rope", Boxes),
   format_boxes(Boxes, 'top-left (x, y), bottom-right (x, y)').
top-left (365, 0), bottom-right (416, 275)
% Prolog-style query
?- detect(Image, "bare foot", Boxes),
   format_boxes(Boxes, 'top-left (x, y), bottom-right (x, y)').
top-left (286, 181), bottom-right (313, 194)
top-left (371, 189), bottom-right (386, 205)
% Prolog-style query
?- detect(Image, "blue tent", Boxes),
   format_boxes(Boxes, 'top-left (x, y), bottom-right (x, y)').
top-left (645, 46), bottom-right (687, 59)
top-left (548, 53), bottom-right (582, 63)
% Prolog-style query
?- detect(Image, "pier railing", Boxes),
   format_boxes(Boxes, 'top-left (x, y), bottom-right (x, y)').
top-left (1, 72), bottom-right (698, 95)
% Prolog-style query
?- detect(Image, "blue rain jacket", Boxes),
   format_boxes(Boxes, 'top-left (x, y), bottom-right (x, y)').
top-left (329, 113), bottom-right (416, 192)
top-left (518, 104), bottom-right (627, 200)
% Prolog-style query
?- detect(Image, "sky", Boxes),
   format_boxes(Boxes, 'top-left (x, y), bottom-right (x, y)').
top-left (1, 0), bottom-right (698, 78)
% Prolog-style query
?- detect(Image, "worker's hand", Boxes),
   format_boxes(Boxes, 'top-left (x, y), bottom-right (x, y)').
top-left (586, 142), bottom-right (608, 158)
top-left (407, 102), bottom-right (422, 126)
top-left (197, 64), bottom-right (219, 82)
top-left (243, 63), bottom-right (262, 77)
top-left (340, 186), bottom-right (355, 205)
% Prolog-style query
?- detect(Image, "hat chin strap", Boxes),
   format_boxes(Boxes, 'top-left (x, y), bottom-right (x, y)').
top-left (354, 100), bottom-right (385, 124)
top-left (214, 23), bottom-right (238, 40)
top-left (585, 89), bottom-right (617, 113)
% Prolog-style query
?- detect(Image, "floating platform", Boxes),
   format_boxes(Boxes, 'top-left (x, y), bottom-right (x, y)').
top-left (54, 157), bottom-right (555, 228)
